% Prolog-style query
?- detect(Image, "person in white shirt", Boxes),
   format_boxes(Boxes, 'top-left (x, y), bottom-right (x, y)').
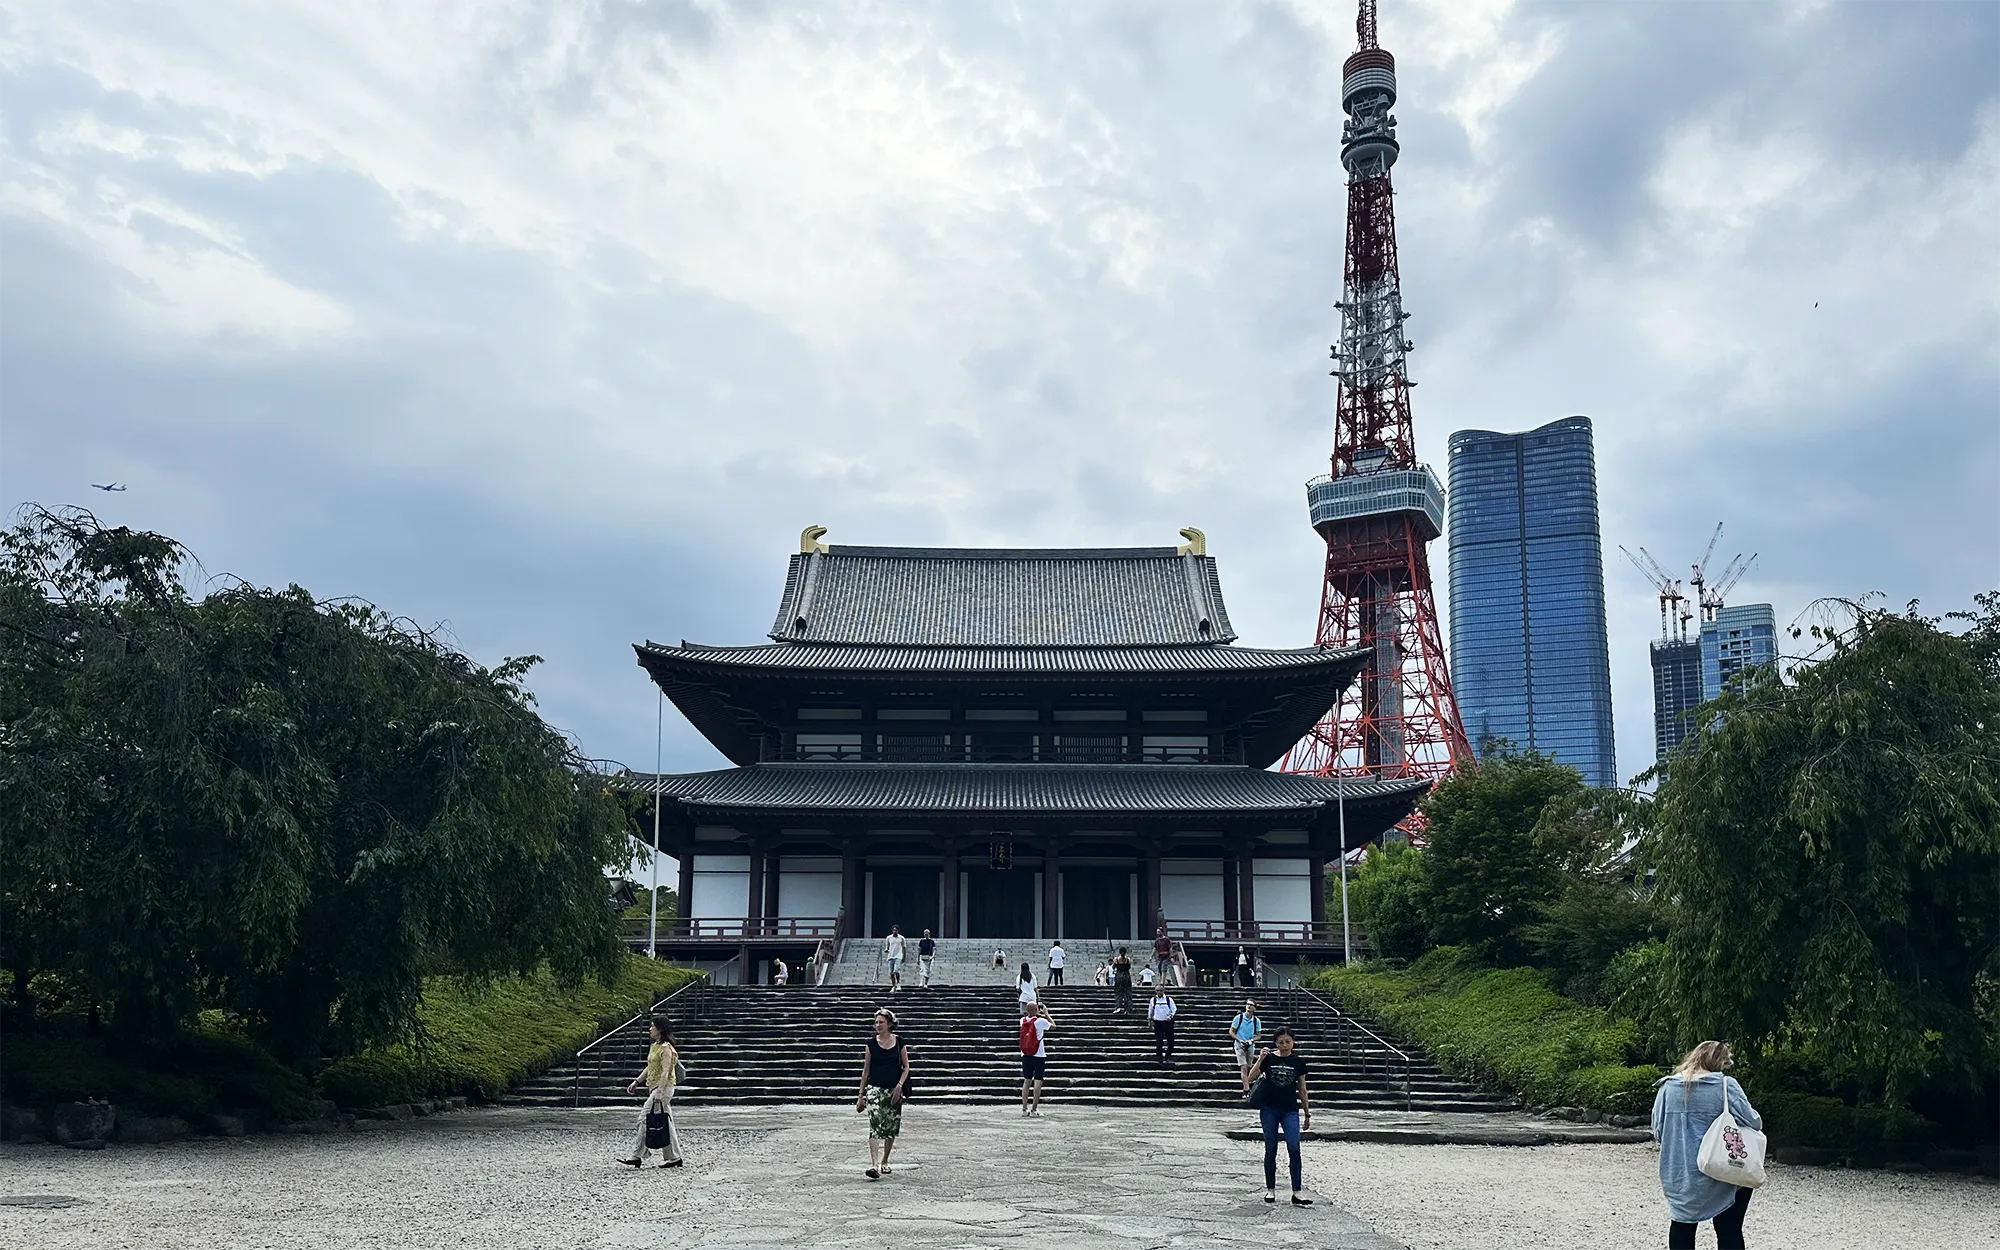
top-left (1093, 961), bottom-right (1109, 987)
top-left (883, 926), bottom-right (906, 992)
top-left (1139, 966), bottom-right (1155, 988)
top-left (1047, 941), bottom-right (1066, 987)
top-left (773, 957), bottom-right (789, 986)
top-left (1147, 989), bottom-right (1178, 1066)
top-left (1017, 963), bottom-right (1039, 1010)
top-left (1018, 1002), bottom-right (1054, 1116)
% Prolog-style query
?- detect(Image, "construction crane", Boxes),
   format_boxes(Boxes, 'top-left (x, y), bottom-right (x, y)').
top-left (1620, 545), bottom-right (1688, 641)
top-left (1703, 551), bottom-right (1758, 617)
top-left (1687, 523), bottom-right (1723, 625)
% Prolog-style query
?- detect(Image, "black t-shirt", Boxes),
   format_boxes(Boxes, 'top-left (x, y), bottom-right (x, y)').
top-left (1256, 1051), bottom-right (1309, 1112)
top-left (1111, 956), bottom-right (1132, 984)
top-left (867, 1037), bottom-right (905, 1089)
top-left (918, 938), bottom-right (936, 957)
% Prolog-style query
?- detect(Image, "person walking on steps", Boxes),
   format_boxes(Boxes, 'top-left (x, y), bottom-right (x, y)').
top-left (854, 1008), bottom-right (910, 1180)
top-left (1233, 945), bottom-right (1250, 989)
top-left (1018, 1001), bottom-right (1053, 1116)
top-left (619, 1018), bottom-right (684, 1169)
top-left (773, 957), bottom-right (789, 987)
top-left (1047, 939), bottom-right (1065, 987)
top-left (1093, 961), bottom-right (1109, 987)
top-left (1152, 925), bottom-right (1176, 986)
top-left (1229, 1000), bottom-right (1263, 1090)
top-left (1652, 1041), bottom-right (1762, 1250)
top-left (883, 925), bottom-right (906, 992)
top-left (1147, 986), bottom-right (1178, 1066)
top-left (1249, 1026), bottom-right (1312, 1206)
top-left (1111, 947), bottom-right (1134, 1013)
top-left (1017, 962), bottom-right (1039, 1011)
top-left (917, 929), bottom-right (937, 988)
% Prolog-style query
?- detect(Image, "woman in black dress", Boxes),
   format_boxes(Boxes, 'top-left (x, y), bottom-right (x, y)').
top-left (853, 1007), bottom-right (910, 1179)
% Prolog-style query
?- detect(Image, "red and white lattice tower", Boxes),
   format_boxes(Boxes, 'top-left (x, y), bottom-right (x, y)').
top-left (1284, 0), bottom-right (1472, 788)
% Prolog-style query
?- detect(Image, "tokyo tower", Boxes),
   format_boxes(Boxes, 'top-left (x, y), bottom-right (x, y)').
top-left (1285, 0), bottom-right (1472, 784)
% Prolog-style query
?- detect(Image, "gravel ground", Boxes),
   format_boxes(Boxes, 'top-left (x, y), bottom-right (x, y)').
top-left (2, 1105), bottom-right (1993, 1249)
top-left (1303, 1138), bottom-right (2000, 1250)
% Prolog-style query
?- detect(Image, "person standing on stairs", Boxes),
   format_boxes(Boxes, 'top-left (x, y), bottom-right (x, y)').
top-left (813, 940), bottom-right (833, 987)
top-left (619, 1018), bottom-right (684, 1169)
top-left (1250, 1026), bottom-right (1313, 1206)
top-left (883, 925), bottom-right (906, 992)
top-left (1111, 947), bottom-right (1134, 1012)
top-left (917, 929), bottom-right (937, 988)
top-left (854, 1008), bottom-right (910, 1180)
top-left (1147, 985), bottom-right (1178, 1066)
top-left (1047, 939), bottom-right (1065, 987)
top-left (1018, 1001), bottom-right (1053, 1116)
top-left (1233, 945), bottom-right (1251, 989)
top-left (1152, 925), bottom-right (1176, 985)
top-left (1016, 962), bottom-right (1039, 1011)
top-left (1230, 1000), bottom-right (1263, 1090)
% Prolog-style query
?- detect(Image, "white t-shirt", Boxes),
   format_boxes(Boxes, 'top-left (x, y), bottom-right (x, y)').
top-left (1148, 994), bottom-right (1178, 1022)
top-left (1018, 977), bottom-right (1038, 1006)
top-left (1048, 945), bottom-right (1065, 969)
top-left (885, 934), bottom-right (905, 959)
top-left (1022, 1015), bottom-right (1052, 1058)
top-left (1139, 967), bottom-right (1155, 986)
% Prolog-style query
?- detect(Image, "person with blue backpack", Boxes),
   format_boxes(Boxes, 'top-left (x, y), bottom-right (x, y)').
top-left (1229, 1000), bottom-right (1263, 1090)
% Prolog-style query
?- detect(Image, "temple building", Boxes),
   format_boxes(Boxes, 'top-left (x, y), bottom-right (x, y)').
top-left (626, 528), bottom-right (1426, 971)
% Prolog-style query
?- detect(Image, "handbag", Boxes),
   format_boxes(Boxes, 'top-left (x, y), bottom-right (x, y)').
top-left (1243, 1076), bottom-right (1271, 1107)
top-left (643, 1108), bottom-right (671, 1150)
top-left (1693, 1082), bottom-right (1768, 1188)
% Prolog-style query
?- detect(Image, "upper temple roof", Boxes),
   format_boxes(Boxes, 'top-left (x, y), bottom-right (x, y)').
top-left (768, 545), bottom-right (1236, 647)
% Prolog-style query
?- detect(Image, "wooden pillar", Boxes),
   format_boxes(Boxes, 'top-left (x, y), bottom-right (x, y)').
top-left (840, 840), bottom-right (864, 939)
top-left (1236, 843), bottom-right (1257, 938)
top-left (1042, 839), bottom-right (1063, 940)
top-left (1142, 842), bottom-right (1163, 931)
top-left (1308, 851), bottom-right (1328, 935)
top-left (941, 839), bottom-right (961, 940)
top-left (744, 846), bottom-right (765, 938)
top-left (675, 847), bottom-right (695, 937)
top-left (1222, 853), bottom-right (1239, 933)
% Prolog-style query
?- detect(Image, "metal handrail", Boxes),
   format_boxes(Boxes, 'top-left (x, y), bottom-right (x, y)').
top-left (570, 956), bottom-right (738, 1107)
top-left (1287, 984), bottom-right (1412, 1111)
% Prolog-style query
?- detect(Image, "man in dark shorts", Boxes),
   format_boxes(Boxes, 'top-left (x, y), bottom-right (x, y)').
top-left (1018, 1002), bottom-right (1053, 1116)
top-left (1152, 925), bottom-right (1176, 986)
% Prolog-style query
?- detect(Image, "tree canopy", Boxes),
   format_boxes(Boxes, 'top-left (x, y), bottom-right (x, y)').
top-left (1650, 595), bottom-right (2000, 1105)
top-left (0, 508), bottom-right (632, 1068)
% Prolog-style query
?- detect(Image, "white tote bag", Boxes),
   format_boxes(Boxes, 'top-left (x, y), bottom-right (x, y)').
top-left (1696, 1096), bottom-right (1768, 1188)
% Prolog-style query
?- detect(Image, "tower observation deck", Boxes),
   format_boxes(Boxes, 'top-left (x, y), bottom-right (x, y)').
top-left (1285, 0), bottom-right (1472, 790)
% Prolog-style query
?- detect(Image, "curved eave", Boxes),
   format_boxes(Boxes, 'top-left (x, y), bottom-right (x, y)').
top-left (641, 640), bottom-right (1367, 677)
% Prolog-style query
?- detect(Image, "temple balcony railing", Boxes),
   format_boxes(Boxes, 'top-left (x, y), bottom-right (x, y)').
top-left (1162, 919), bottom-right (1342, 945)
top-left (621, 916), bottom-right (840, 943)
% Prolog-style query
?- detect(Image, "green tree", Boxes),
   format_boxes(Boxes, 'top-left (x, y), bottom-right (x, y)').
top-left (0, 508), bottom-right (632, 1067)
top-left (1419, 749), bottom-right (1607, 964)
top-left (1341, 842), bottom-right (1431, 961)
top-left (1649, 594), bottom-right (2000, 1106)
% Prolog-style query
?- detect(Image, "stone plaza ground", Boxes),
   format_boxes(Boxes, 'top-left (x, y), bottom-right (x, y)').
top-left (2, 1104), bottom-right (1994, 1249)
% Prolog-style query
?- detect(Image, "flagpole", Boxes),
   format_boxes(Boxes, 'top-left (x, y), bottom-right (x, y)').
top-left (1338, 784), bottom-right (1351, 965)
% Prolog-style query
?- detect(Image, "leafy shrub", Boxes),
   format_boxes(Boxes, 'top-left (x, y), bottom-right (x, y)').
top-left (0, 1029), bottom-right (318, 1122)
top-left (1761, 1091), bottom-right (1939, 1155)
top-left (1315, 947), bottom-right (1662, 1114)
top-left (1345, 843), bottom-right (1431, 961)
top-left (317, 957), bottom-right (697, 1109)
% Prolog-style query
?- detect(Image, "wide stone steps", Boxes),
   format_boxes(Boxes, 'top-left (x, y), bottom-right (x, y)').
top-left (514, 985), bottom-right (1515, 1113)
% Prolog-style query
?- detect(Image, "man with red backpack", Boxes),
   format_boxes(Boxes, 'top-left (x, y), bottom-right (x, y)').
top-left (1018, 1002), bottom-right (1054, 1117)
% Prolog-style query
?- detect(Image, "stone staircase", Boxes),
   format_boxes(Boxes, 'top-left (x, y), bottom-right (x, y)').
top-left (513, 982), bottom-right (1516, 1114)
top-left (821, 937), bottom-right (1128, 987)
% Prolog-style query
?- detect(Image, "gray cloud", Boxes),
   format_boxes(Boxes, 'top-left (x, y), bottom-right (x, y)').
top-left (2, 0), bottom-right (1993, 788)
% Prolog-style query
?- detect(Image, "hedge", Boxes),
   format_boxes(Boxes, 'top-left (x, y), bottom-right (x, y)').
top-left (1759, 1092), bottom-right (1938, 1157)
top-left (1313, 946), bottom-right (1663, 1116)
top-left (1, 1028), bottom-right (321, 1123)
top-left (317, 956), bottom-right (698, 1109)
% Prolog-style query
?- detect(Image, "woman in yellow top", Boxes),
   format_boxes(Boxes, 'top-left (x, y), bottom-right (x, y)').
top-left (620, 1018), bottom-right (684, 1168)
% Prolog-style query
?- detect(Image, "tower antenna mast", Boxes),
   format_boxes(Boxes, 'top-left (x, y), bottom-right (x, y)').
top-left (1286, 0), bottom-right (1472, 797)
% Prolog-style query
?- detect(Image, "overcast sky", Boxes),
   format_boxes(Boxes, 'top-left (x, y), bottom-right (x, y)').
top-left (4, 0), bottom-right (1996, 790)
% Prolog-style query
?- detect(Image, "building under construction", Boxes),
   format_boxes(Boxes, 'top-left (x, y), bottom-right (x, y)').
top-left (1622, 526), bottom-right (1760, 765)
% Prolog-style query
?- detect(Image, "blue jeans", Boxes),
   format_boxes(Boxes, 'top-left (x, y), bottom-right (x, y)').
top-left (1260, 1107), bottom-right (1301, 1191)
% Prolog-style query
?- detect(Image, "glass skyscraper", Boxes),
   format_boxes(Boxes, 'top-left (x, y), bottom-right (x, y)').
top-left (1701, 603), bottom-right (1777, 700)
top-left (1446, 416), bottom-right (1617, 787)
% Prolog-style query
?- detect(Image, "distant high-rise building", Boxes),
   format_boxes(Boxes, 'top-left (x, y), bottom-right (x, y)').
top-left (1446, 416), bottom-right (1617, 787)
top-left (1650, 639), bottom-right (1704, 762)
top-left (1701, 603), bottom-right (1778, 699)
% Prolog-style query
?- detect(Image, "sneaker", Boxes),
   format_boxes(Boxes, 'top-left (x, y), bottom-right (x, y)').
top-left (1291, 1195), bottom-right (1313, 1207)
top-left (1264, 1190), bottom-right (1276, 1204)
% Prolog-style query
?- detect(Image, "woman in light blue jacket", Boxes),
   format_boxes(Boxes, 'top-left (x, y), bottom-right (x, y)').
top-left (1651, 1041), bottom-right (1760, 1249)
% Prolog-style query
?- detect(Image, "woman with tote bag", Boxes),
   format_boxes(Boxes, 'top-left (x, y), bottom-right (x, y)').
top-left (1650, 1041), bottom-right (1764, 1249)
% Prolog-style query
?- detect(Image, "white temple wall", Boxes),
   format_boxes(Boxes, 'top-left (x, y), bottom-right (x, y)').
top-left (775, 856), bottom-right (843, 919)
top-left (1160, 858), bottom-right (1225, 921)
top-left (1253, 858), bottom-right (1312, 926)
top-left (689, 853), bottom-right (751, 919)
